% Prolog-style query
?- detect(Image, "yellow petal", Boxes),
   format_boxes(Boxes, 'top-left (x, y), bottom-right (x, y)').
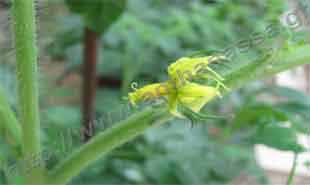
top-left (167, 56), bottom-right (227, 87)
top-left (177, 82), bottom-right (220, 113)
top-left (128, 82), bottom-right (172, 105)
top-left (168, 57), bottom-right (210, 83)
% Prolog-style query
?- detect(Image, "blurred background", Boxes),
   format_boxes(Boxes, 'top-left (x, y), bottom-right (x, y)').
top-left (0, 0), bottom-right (309, 184)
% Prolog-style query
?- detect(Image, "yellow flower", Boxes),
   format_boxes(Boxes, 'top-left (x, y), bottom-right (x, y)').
top-left (168, 82), bottom-right (221, 117)
top-left (129, 81), bottom-right (222, 118)
top-left (128, 55), bottom-right (229, 118)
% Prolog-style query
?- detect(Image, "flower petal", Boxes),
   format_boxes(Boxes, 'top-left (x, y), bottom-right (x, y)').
top-left (178, 83), bottom-right (219, 113)
top-left (128, 82), bottom-right (171, 105)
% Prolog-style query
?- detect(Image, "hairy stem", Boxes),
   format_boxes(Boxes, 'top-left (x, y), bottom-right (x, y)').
top-left (48, 107), bottom-right (171, 185)
top-left (225, 45), bottom-right (310, 89)
top-left (11, 0), bottom-right (43, 183)
top-left (48, 44), bottom-right (310, 185)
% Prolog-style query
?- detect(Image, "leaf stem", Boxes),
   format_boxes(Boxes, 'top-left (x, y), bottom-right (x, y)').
top-left (225, 45), bottom-right (310, 89)
top-left (11, 0), bottom-right (43, 183)
top-left (0, 87), bottom-right (21, 149)
top-left (287, 153), bottom-right (298, 185)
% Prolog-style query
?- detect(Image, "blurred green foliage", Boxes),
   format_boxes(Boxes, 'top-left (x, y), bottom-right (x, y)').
top-left (48, 0), bottom-right (286, 93)
top-left (0, 0), bottom-right (309, 184)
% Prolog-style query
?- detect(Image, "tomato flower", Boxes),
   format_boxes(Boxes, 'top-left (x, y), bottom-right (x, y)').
top-left (128, 55), bottom-right (229, 118)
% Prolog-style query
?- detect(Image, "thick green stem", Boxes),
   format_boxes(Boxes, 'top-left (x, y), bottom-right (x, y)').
top-left (287, 153), bottom-right (298, 185)
top-left (47, 107), bottom-right (171, 185)
top-left (48, 44), bottom-right (310, 184)
top-left (11, 0), bottom-right (43, 183)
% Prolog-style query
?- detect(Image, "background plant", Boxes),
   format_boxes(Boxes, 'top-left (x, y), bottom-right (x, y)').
top-left (65, 0), bottom-right (126, 141)
top-left (0, 0), bottom-right (309, 185)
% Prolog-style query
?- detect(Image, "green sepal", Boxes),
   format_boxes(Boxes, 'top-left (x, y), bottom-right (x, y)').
top-left (177, 102), bottom-right (226, 126)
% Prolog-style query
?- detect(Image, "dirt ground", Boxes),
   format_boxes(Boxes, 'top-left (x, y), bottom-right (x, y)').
top-left (232, 170), bottom-right (310, 185)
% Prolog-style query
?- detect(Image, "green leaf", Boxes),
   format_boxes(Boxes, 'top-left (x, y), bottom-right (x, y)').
top-left (276, 102), bottom-right (310, 134)
top-left (65, 0), bottom-right (127, 34)
top-left (233, 104), bottom-right (288, 130)
top-left (253, 125), bottom-right (305, 153)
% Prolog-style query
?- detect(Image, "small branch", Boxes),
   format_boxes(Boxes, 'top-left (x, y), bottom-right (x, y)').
top-left (97, 76), bottom-right (122, 89)
top-left (82, 28), bottom-right (99, 142)
top-left (287, 153), bottom-right (298, 185)
top-left (47, 106), bottom-right (171, 185)
top-left (11, 0), bottom-right (43, 183)
top-left (225, 45), bottom-right (310, 89)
